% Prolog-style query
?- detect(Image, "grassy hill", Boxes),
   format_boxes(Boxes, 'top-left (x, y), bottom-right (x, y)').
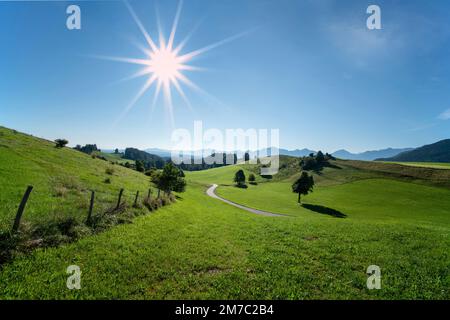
top-left (0, 127), bottom-right (158, 240)
top-left (382, 162), bottom-right (450, 170)
top-left (96, 151), bottom-right (131, 165)
top-left (377, 139), bottom-right (450, 162)
top-left (0, 127), bottom-right (449, 299)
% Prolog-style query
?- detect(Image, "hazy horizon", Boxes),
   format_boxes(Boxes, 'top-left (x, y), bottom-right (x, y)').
top-left (1, 0), bottom-right (449, 153)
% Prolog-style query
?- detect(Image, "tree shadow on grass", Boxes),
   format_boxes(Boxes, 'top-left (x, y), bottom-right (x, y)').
top-left (301, 203), bottom-right (347, 218)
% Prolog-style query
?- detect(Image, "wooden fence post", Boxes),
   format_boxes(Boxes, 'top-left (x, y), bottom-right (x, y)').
top-left (147, 189), bottom-right (152, 201)
top-left (12, 186), bottom-right (33, 233)
top-left (134, 191), bottom-right (139, 207)
top-left (87, 190), bottom-right (95, 224)
top-left (116, 188), bottom-right (124, 209)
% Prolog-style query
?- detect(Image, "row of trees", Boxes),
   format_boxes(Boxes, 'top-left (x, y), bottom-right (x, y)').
top-left (300, 150), bottom-right (335, 171)
top-left (74, 144), bottom-right (101, 154)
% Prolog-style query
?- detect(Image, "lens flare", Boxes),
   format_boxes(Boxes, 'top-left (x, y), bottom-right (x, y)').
top-left (97, 0), bottom-right (252, 126)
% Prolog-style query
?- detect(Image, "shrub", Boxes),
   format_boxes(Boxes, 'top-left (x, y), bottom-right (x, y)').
top-left (234, 169), bottom-right (246, 187)
top-left (104, 178), bottom-right (111, 184)
top-left (145, 169), bottom-right (155, 176)
top-left (136, 160), bottom-right (145, 172)
top-left (143, 193), bottom-right (174, 211)
top-left (55, 139), bottom-right (69, 148)
top-left (105, 167), bottom-right (114, 175)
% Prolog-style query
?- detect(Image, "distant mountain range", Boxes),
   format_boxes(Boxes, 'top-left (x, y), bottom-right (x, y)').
top-left (376, 139), bottom-right (450, 162)
top-left (143, 147), bottom-right (317, 158)
top-left (258, 147), bottom-right (316, 157)
top-left (258, 147), bottom-right (413, 160)
top-left (332, 148), bottom-right (414, 161)
top-left (117, 140), bottom-right (448, 163)
top-left (141, 147), bottom-right (412, 161)
top-left (144, 148), bottom-right (173, 158)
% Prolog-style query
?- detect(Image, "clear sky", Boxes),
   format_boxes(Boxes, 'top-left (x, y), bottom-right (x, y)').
top-left (1, 0), bottom-right (449, 153)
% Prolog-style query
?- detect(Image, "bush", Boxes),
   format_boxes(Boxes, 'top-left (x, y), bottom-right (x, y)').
top-left (55, 139), bottom-right (69, 148)
top-left (136, 160), bottom-right (145, 172)
top-left (104, 178), bottom-right (111, 184)
top-left (143, 193), bottom-right (174, 211)
top-left (105, 167), bottom-right (114, 175)
top-left (234, 169), bottom-right (246, 187)
top-left (145, 169), bottom-right (155, 176)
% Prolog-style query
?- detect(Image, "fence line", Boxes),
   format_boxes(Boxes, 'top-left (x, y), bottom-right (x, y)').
top-left (9, 186), bottom-right (156, 232)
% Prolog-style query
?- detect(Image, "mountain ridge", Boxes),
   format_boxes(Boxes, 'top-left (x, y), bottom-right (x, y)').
top-left (376, 139), bottom-right (450, 162)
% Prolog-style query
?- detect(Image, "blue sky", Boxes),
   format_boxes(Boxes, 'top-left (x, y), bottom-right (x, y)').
top-left (1, 0), bottom-right (449, 153)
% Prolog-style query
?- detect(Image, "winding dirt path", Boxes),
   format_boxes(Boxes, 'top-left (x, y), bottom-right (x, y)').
top-left (206, 184), bottom-right (287, 217)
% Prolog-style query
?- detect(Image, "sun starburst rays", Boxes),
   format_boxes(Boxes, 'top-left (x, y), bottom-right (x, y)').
top-left (99, 0), bottom-right (252, 126)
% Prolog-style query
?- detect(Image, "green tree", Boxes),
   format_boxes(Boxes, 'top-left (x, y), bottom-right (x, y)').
top-left (135, 160), bottom-right (145, 172)
top-left (145, 168), bottom-right (156, 177)
top-left (55, 139), bottom-right (68, 148)
top-left (152, 163), bottom-right (186, 196)
top-left (292, 172), bottom-right (314, 204)
top-left (234, 169), bottom-right (246, 187)
top-left (316, 150), bottom-right (325, 163)
top-left (300, 157), bottom-right (317, 170)
top-left (114, 148), bottom-right (119, 154)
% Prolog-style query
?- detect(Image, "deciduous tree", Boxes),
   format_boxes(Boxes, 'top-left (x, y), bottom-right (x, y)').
top-left (292, 171), bottom-right (314, 204)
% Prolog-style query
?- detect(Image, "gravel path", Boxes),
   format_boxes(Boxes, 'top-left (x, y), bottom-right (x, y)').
top-left (206, 184), bottom-right (287, 217)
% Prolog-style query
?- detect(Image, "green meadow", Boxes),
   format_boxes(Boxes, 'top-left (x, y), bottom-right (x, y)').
top-left (384, 161), bottom-right (450, 170)
top-left (0, 127), bottom-right (449, 299)
top-left (0, 127), bottom-right (157, 231)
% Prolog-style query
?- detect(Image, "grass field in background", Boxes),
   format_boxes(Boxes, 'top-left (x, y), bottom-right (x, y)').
top-left (216, 178), bottom-right (450, 226)
top-left (97, 152), bottom-right (131, 165)
top-left (383, 161), bottom-right (450, 170)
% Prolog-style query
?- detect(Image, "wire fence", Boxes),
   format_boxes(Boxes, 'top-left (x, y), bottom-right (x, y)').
top-left (4, 185), bottom-right (158, 234)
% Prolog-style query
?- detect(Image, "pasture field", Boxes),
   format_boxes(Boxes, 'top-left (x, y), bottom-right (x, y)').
top-left (383, 162), bottom-right (450, 170)
top-left (97, 152), bottom-right (131, 165)
top-left (0, 127), bottom-right (448, 299)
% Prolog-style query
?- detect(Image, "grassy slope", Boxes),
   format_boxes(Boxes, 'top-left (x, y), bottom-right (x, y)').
top-left (0, 128), bottom-right (448, 299)
top-left (384, 162), bottom-right (450, 170)
top-left (1, 182), bottom-right (448, 299)
top-left (0, 127), bottom-right (154, 230)
top-left (97, 152), bottom-right (130, 165)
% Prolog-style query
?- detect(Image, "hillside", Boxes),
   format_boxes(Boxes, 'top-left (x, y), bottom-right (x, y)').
top-left (123, 148), bottom-right (165, 168)
top-left (0, 126), bottom-right (156, 232)
top-left (0, 126), bottom-right (449, 299)
top-left (236, 155), bottom-right (450, 189)
top-left (377, 139), bottom-right (450, 162)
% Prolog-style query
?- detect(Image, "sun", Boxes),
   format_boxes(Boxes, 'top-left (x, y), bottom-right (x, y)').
top-left (97, 0), bottom-right (251, 126)
top-left (150, 47), bottom-right (180, 81)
